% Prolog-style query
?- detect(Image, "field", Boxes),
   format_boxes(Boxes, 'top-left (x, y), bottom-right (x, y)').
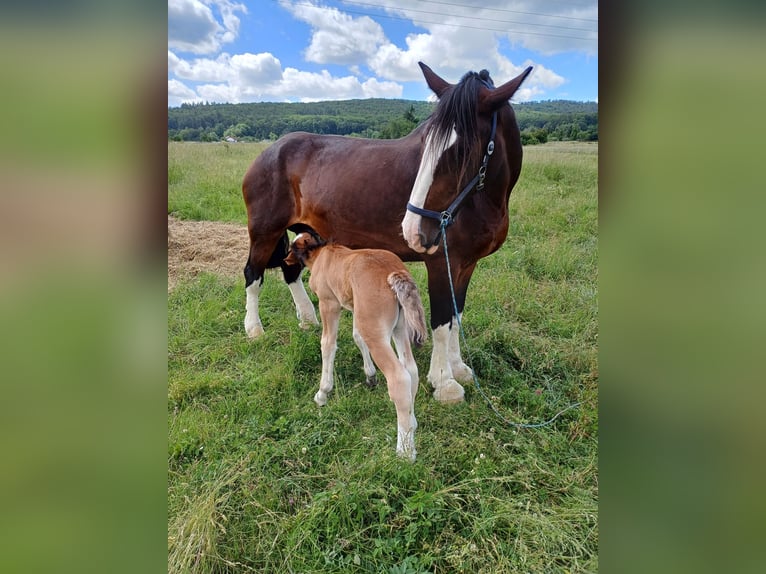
top-left (168, 140), bottom-right (598, 573)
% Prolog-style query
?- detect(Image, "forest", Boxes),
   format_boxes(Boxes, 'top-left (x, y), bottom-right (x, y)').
top-left (167, 98), bottom-right (597, 145)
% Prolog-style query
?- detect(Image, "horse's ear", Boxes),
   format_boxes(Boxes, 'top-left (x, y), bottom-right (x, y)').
top-left (479, 66), bottom-right (533, 112)
top-left (419, 62), bottom-right (452, 98)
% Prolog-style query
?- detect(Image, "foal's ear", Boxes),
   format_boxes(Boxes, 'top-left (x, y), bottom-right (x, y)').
top-left (419, 62), bottom-right (452, 98)
top-left (478, 66), bottom-right (533, 112)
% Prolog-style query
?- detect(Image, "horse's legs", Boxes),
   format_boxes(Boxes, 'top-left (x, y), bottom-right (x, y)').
top-left (392, 313), bottom-right (419, 400)
top-left (281, 258), bottom-right (319, 329)
top-left (352, 325), bottom-right (377, 387)
top-left (314, 299), bottom-right (341, 406)
top-left (447, 313), bottom-right (473, 383)
top-left (244, 231), bottom-right (291, 338)
top-left (447, 263), bottom-right (476, 383)
top-left (424, 261), bottom-right (474, 403)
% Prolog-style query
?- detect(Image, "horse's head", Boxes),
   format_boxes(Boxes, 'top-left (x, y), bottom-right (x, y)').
top-left (401, 62), bottom-right (533, 254)
top-left (285, 230), bottom-right (327, 268)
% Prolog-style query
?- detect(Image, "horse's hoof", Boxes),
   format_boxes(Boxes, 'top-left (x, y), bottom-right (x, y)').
top-left (365, 374), bottom-right (378, 388)
top-left (245, 323), bottom-right (265, 338)
top-left (314, 391), bottom-right (328, 406)
top-left (451, 362), bottom-right (474, 383)
top-left (433, 379), bottom-right (465, 404)
top-left (396, 447), bottom-right (417, 462)
top-left (299, 318), bottom-right (319, 330)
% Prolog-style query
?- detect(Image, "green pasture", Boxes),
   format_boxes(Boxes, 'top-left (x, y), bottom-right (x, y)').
top-left (168, 140), bottom-right (598, 573)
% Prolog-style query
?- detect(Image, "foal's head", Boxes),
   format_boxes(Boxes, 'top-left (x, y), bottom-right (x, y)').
top-left (285, 230), bottom-right (327, 268)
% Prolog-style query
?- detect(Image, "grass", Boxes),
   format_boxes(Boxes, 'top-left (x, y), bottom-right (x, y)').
top-left (168, 141), bottom-right (270, 223)
top-left (168, 140), bottom-right (598, 573)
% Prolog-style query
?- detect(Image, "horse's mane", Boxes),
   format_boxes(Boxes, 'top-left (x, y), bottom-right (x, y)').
top-left (424, 70), bottom-right (490, 190)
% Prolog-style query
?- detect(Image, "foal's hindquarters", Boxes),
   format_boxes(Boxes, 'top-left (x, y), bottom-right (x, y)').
top-left (313, 266), bottom-right (421, 461)
top-left (286, 235), bottom-right (426, 461)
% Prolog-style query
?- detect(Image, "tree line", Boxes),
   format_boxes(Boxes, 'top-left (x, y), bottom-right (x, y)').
top-left (168, 99), bottom-right (597, 144)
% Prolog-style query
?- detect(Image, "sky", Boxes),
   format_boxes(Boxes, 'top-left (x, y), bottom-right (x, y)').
top-left (168, 0), bottom-right (598, 107)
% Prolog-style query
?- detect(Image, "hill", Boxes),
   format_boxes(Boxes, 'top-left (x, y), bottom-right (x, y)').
top-left (168, 99), bottom-right (597, 144)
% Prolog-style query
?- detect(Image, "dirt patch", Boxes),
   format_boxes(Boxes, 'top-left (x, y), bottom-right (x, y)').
top-left (168, 216), bottom-right (248, 291)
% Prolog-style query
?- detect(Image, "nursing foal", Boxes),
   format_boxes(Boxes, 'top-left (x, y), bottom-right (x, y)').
top-left (285, 231), bottom-right (427, 460)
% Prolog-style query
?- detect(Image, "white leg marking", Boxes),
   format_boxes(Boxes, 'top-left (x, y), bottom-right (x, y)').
top-left (402, 128), bottom-right (457, 254)
top-left (288, 273), bottom-right (319, 329)
top-left (427, 323), bottom-right (465, 403)
top-left (388, 367), bottom-right (417, 461)
top-left (397, 420), bottom-right (417, 461)
top-left (244, 280), bottom-right (264, 338)
top-left (449, 314), bottom-right (473, 383)
top-left (315, 334), bottom-right (337, 407)
top-left (315, 302), bottom-right (340, 406)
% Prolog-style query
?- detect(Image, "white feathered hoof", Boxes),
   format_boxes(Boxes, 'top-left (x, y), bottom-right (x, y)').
top-left (298, 314), bottom-right (320, 330)
top-left (314, 391), bottom-right (328, 406)
top-left (245, 320), bottom-right (265, 339)
top-left (451, 362), bottom-right (474, 383)
top-left (432, 379), bottom-right (465, 404)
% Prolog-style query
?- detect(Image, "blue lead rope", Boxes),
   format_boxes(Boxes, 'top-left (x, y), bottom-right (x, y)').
top-left (439, 218), bottom-right (582, 430)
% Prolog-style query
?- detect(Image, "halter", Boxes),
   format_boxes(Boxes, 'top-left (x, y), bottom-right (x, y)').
top-left (406, 107), bottom-right (497, 242)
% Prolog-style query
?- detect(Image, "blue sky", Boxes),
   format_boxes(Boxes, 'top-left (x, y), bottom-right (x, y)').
top-left (168, 0), bottom-right (598, 106)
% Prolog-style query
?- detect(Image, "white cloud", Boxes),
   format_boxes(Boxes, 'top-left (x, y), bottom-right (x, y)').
top-left (168, 79), bottom-right (202, 107)
top-left (168, 50), bottom-right (233, 82)
top-left (168, 0), bottom-right (247, 55)
top-left (283, 1), bottom-right (386, 65)
top-left (169, 53), bottom-right (402, 104)
top-left (230, 52), bottom-right (284, 86)
top-left (351, 0), bottom-right (597, 56)
top-left (167, 0), bottom-right (594, 104)
top-left (275, 0), bottom-right (593, 100)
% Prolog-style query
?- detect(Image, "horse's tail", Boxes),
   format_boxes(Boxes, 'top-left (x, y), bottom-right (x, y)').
top-left (388, 271), bottom-right (428, 347)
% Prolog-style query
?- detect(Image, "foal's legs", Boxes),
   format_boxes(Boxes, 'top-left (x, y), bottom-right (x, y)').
top-left (359, 317), bottom-right (417, 460)
top-left (314, 299), bottom-right (342, 406)
top-left (392, 313), bottom-right (419, 400)
top-left (352, 326), bottom-right (377, 387)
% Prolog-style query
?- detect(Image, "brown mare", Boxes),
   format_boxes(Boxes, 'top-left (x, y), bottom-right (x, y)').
top-left (243, 62), bottom-right (533, 404)
top-left (285, 230), bottom-right (428, 460)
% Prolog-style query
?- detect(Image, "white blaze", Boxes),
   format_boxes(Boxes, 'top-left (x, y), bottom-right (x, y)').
top-left (401, 127), bottom-right (457, 254)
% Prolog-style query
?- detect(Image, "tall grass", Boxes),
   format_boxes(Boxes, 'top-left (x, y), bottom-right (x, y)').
top-left (168, 140), bottom-right (598, 573)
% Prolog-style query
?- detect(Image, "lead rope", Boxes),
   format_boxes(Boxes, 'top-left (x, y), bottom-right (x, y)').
top-left (439, 219), bottom-right (581, 429)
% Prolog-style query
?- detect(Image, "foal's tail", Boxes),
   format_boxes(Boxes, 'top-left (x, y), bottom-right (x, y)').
top-left (388, 271), bottom-right (428, 347)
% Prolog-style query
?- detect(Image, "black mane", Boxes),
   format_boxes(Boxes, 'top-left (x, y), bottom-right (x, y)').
top-left (424, 70), bottom-right (489, 190)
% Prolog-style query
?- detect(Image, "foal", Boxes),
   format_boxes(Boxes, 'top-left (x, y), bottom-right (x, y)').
top-left (285, 231), bottom-right (428, 460)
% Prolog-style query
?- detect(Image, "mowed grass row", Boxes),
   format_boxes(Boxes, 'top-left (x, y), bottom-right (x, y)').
top-left (168, 140), bottom-right (598, 573)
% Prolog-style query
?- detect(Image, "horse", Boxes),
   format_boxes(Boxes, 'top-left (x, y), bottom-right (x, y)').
top-left (242, 61), bottom-right (532, 404)
top-left (284, 230), bottom-right (427, 460)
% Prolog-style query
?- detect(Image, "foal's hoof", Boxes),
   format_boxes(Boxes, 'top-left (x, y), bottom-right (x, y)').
top-left (433, 379), bottom-right (465, 404)
top-left (365, 374), bottom-right (378, 388)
